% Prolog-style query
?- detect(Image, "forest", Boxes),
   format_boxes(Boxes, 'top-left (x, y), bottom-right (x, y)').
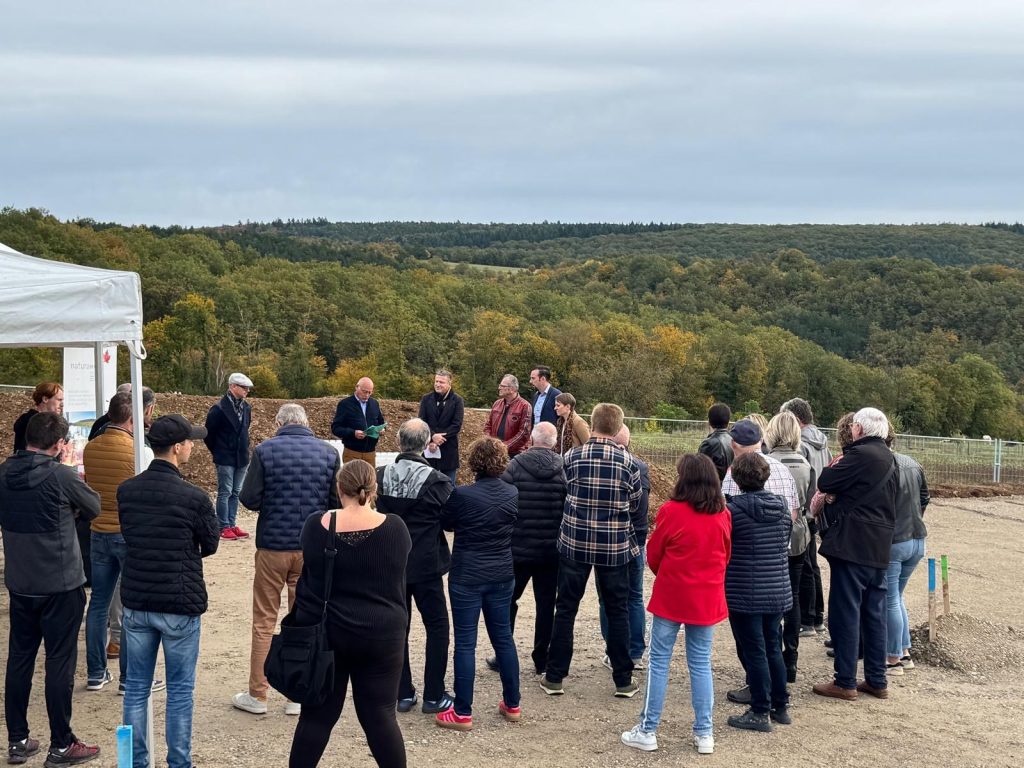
top-left (2, 207), bottom-right (1023, 439)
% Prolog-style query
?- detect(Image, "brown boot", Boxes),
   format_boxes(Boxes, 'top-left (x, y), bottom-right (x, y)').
top-left (856, 681), bottom-right (889, 699)
top-left (812, 681), bottom-right (858, 701)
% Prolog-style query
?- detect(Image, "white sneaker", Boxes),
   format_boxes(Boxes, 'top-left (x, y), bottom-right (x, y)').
top-left (632, 657), bottom-right (646, 671)
top-left (284, 701), bottom-right (301, 716)
top-left (602, 655), bottom-right (612, 670)
top-left (693, 733), bottom-right (715, 755)
top-left (232, 692), bottom-right (268, 714)
top-left (621, 725), bottom-right (658, 752)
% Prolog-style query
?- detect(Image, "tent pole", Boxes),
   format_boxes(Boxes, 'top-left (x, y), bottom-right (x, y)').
top-left (93, 343), bottom-right (105, 425)
top-left (127, 344), bottom-right (153, 768)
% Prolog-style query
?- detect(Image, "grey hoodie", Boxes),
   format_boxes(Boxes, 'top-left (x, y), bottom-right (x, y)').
top-left (800, 425), bottom-right (832, 482)
top-left (0, 451), bottom-right (100, 595)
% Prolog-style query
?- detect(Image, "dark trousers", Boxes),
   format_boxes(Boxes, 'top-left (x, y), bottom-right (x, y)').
top-left (5, 588), bottom-right (86, 748)
top-left (290, 630), bottom-right (405, 768)
top-left (826, 557), bottom-right (887, 690)
top-left (509, 560), bottom-right (559, 674)
top-left (782, 555), bottom-right (804, 676)
top-left (398, 577), bottom-right (449, 702)
top-left (545, 556), bottom-right (632, 687)
top-left (729, 611), bottom-right (788, 714)
top-left (799, 525), bottom-right (824, 626)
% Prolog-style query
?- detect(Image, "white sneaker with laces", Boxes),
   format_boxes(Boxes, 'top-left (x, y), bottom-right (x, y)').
top-left (693, 733), bottom-right (715, 754)
top-left (284, 701), bottom-right (301, 716)
top-left (232, 692), bottom-right (268, 714)
top-left (621, 725), bottom-right (658, 751)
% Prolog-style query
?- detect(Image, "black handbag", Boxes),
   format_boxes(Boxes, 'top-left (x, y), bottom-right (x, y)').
top-left (265, 511), bottom-right (337, 706)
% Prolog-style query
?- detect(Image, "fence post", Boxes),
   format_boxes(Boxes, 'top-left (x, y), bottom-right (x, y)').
top-left (993, 439), bottom-right (1002, 484)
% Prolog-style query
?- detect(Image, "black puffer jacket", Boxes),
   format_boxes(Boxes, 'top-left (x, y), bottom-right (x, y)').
top-left (698, 428), bottom-right (734, 481)
top-left (442, 476), bottom-right (517, 585)
top-left (117, 460), bottom-right (220, 615)
top-left (500, 447), bottom-right (567, 564)
top-left (725, 490), bottom-right (793, 614)
top-left (818, 436), bottom-right (897, 569)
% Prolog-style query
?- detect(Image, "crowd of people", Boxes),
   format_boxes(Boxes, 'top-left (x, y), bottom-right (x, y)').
top-left (0, 371), bottom-right (929, 767)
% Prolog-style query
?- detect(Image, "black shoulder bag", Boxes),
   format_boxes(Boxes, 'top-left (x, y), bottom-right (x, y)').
top-left (265, 511), bottom-right (337, 706)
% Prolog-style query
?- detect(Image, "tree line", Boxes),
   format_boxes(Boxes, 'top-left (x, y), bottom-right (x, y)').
top-left (1, 207), bottom-right (1022, 439)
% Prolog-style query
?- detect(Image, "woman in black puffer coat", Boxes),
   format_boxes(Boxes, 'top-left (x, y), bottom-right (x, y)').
top-left (725, 453), bottom-right (793, 733)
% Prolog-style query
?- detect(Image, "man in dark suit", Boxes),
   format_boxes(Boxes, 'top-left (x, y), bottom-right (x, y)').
top-left (417, 369), bottom-right (464, 485)
top-left (529, 366), bottom-right (562, 427)
top-left (331, 376), bottom-right (386, 467)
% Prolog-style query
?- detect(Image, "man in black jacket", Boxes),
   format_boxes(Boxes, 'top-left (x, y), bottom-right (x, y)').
top-left (418, 370), bottom-right (464, 485)
top-left (697, 402), bottom-right (734, 481)
top-left (118, 415), bottom-right (220, 768)
top-left (331, 376), bottom-right (386, 467)
top-left (812, 407), bottom-right (898, 702)
top-left (487, 421), bottom-right (566, 675)
top-left (204, 372), bottom-right (253, 541)
top-left (376, 418), bottom-right (454, 715)
top-left (1, 412), bottom-right (102, 767)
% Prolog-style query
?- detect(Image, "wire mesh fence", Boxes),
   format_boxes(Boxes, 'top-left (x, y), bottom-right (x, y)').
top-left (623, 417), bottom-right (1020, 488)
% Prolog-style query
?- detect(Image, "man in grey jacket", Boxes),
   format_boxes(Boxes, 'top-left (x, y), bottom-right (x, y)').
top-left (781, 397), bottom-right (832, 636)
top-left (1, 412), bottom-right (102, 766)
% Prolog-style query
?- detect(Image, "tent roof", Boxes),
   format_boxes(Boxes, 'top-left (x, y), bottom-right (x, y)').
top-left (0, 240), bottom-right (144, 348)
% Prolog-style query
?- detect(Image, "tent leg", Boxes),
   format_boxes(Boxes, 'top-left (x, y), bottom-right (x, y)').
top-left (93, 343), bottom-right (105, 425)
top-left (127, 347), bottom-right (153, 768)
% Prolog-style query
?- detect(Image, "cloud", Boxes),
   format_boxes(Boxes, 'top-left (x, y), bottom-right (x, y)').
top-left (2, 1), bottom-right (1023, 224)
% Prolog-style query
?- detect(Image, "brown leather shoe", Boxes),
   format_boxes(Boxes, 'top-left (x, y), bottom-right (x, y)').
top-left (812, 681), bottom-right (858, 701)
top-left (107, 642), bottom-right (120, 659)
top-left (856, 681), bottom-right (889, 699)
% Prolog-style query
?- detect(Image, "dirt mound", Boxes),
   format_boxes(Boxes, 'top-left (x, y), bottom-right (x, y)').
top-left (930, 483), bottom-right (1024, 498)
top-left (909, 613), bottom-right (1024, 674)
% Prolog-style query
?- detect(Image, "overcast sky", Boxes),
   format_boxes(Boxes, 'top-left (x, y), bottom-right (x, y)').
top-left (2, 1), bottom-right (1022, 226)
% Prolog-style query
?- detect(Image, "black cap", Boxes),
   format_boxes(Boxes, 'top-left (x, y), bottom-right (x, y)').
top-left (729, 419), bottom-right (762, 447)
top-left (148, 414), bottom-right (207, 448)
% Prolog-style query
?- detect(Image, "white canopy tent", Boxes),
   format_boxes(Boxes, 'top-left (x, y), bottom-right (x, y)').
top-left (0, 240), bottom-right (148, 471)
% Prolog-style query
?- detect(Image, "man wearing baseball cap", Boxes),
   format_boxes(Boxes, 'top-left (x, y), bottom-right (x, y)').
top-left (205, 373), bottom-right (254, 541)
top-left (720, 418), bottom-right (800, 707)
top-left (117, 414), bottom-right (220, 768)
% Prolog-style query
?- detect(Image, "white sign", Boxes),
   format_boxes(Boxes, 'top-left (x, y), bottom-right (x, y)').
top-left (63, 345), bottom-right (117, 422)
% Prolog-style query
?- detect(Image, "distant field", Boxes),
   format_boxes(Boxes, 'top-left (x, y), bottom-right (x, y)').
top-left (442, 260), bottom-right (525, 273)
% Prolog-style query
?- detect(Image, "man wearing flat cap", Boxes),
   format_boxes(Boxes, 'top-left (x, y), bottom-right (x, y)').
top-left (205, 372), bottom-right (253, 541)
top-left (118, 414), bottom-right (219, 768)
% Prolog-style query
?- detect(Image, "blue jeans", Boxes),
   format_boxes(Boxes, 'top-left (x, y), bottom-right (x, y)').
top-left (598, 546), bottom-right (647, 660)
top-left (639, 616), bottom-right (714, 736)
top-left (123, 608), bottom-right (201, 768)
top-left (448, 579), bottom-right (520, 717)
top-left (86, 532), bottom-right (128, 682)
top-left (886, 538), bottom-right (925, 657)
top-left (215, 463), bottom-right (247, 529)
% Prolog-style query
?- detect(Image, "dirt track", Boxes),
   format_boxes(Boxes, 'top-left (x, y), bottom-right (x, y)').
top-left (3, 494), bottom-right (1023, 767)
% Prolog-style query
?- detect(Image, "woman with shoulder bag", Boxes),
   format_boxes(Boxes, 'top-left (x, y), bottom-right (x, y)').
top-left (288, 460), bottom-right (412, 768)
top-left (765, 412), bottom-right (815, 683)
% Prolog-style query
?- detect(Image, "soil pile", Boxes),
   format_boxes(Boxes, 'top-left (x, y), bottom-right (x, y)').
top-left (910, 613), bottom-right (1024, 675)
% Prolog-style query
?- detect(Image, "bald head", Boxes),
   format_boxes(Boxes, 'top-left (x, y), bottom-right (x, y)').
top-left (531, 421), bottom-right (557, 449)
top-left (355, 377), bottom-right (374, 402)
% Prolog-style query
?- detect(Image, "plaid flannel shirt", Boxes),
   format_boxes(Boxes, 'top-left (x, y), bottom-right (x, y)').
top-left (722, 452), bottom-right (800, 514)
top-left (557, 437), bottom-right (643, 566)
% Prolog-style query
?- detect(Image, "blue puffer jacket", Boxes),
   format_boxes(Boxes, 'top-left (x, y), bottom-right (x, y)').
top-left (239, 425), bottom-right (340, 551)
top-left (725, 490), bottom-right (793, 615)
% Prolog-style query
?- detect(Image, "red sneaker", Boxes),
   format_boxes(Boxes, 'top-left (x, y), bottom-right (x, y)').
top-left (499, 701), bottom-right (521, 722)
top-left (435, 706), bottom-right (473, 731)
top-left (220, 527), bottom-right (237, 541)
top-left (232, 526), bottom-right (250, 539)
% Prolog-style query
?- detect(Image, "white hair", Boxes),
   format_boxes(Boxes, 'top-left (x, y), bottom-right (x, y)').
top-left (531, 421), bottom-right (557, 448)
top-left (276, 403), bottom-right (309, 427)
top-left (399, 418), bottom-right (431, 453)
top-left (853, 407), bottom-right (889, 439)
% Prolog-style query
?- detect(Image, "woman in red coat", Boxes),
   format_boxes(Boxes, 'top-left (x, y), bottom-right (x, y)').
top-left (621, 454), bottom-right (731, 756)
